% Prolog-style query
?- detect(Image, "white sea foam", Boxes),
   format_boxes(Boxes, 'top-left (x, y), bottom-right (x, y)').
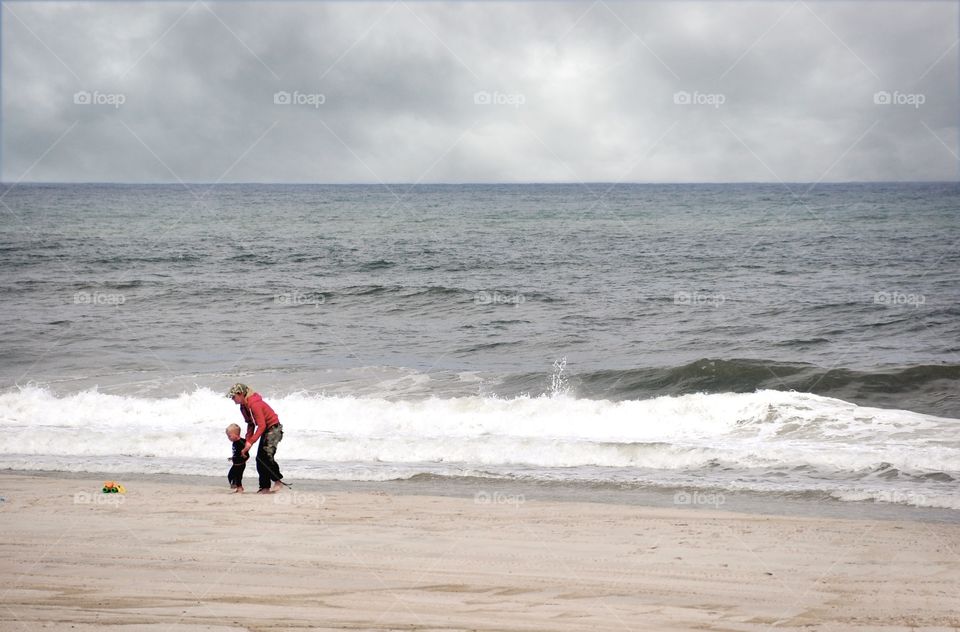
top-left (1, 386), bottom-right (957, 508)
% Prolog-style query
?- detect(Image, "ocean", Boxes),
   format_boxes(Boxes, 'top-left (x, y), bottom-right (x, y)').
top-left (1, 182), bottom-right (958, 509)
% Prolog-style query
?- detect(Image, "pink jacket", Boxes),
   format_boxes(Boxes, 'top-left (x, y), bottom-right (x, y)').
top-left (240, 393), bottom-right (280, 444)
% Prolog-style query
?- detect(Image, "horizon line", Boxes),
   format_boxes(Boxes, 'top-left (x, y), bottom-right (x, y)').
top-left (2, 180), bottom-right (958, 186)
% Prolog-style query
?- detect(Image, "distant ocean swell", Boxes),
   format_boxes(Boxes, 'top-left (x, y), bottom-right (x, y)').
top-left (539, 359), bottom-right (960, 417)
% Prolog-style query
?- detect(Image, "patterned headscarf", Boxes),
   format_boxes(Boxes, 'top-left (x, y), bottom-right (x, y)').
top-left (226, 383), bottom-right (250, 398)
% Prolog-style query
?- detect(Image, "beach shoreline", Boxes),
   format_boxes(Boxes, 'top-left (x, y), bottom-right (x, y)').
top-left (2, 471), bottom-right (958, 631)
top-left (6, 468), bottom-right (960, 524)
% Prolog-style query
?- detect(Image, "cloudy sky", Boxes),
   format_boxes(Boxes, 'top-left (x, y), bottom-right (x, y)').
top-left (3, 1), bottom-right (957, 183)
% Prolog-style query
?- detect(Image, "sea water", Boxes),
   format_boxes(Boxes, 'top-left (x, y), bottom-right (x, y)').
top-left (1, 183), bottom-right (958, 509)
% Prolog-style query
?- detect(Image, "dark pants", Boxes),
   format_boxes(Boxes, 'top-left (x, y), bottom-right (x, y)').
top-left (228, 462), bottom-right (246, 488)
top-left (256, 424), bottom-right (284, 490)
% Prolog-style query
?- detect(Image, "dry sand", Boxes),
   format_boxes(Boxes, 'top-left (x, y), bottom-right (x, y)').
top-left (0, 473), bottom-right (958, 631)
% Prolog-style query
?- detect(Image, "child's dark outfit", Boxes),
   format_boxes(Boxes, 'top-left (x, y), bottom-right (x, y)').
top-left (228, 438), bottom-right (248, 488)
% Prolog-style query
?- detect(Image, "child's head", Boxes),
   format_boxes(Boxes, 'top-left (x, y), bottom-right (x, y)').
top-left (225, 423), bottom-right (242, 441)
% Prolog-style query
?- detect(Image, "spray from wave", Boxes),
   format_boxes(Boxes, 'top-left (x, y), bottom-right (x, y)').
top-left (499, 359), bottom-right (960, 418)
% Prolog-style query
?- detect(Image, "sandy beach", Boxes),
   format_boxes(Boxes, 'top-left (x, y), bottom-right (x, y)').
top-left (1, 473), bottom-right (958, 632)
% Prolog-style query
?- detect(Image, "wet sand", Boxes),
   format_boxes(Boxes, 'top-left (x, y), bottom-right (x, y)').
top-left (1, 472), bottom-right (958, 631)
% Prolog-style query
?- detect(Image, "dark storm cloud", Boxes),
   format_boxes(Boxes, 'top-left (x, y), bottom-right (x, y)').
top-left (2, 1), bottom-right (957, 183)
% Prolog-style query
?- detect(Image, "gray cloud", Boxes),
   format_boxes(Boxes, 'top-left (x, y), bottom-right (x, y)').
top-left (3, 1), bottom-right (957, 183)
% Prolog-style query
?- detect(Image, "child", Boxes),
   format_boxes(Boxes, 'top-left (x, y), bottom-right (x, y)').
top-left (226, 423), bottom-right (248, 493)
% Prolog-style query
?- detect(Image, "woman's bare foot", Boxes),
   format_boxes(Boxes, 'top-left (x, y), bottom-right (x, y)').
top-left (256, 488), bottom-right (275, 494)
top-left (233, 486), bottom-right (243, 494)
top-left (271, 480), bottom-right (288, 492)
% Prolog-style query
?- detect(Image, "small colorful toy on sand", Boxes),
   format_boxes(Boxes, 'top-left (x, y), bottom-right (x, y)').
top-left (102, 481), bottom-right (126, 494)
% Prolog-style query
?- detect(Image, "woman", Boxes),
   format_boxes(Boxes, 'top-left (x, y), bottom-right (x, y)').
top-left (227, 384), bottom-right (288, 493)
